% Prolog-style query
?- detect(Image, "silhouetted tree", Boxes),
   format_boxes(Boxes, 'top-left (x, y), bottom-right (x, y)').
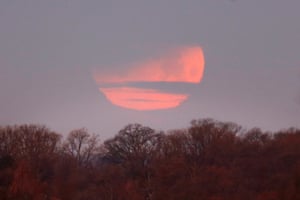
top-left (104, 124), bottom-right (161, 164)
top-left (104, 123), bottom-right (162, 199)
top-left (1, 121), bottom-right (300, 199)
top-left (63, 128), bottom-right (100, 167)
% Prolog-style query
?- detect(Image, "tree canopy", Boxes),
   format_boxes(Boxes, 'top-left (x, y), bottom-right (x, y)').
top-left (0, 119), bottom-right (299, 200)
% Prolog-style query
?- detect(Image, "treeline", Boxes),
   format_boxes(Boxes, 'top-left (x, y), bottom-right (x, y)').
top-left (0, 119), bottom-right (300, 200)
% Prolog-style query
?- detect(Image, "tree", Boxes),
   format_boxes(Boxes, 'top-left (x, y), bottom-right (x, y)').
top-left (0, 125), bottom-right (61, 162)
top-left (187, 119), bottom-right (241, 164)
top-left (103, 124), bottom-right (162, 199)
top-left (104, 124), bottom-right (162, 164)
top-left (63, 128), bottom-right (100, 167)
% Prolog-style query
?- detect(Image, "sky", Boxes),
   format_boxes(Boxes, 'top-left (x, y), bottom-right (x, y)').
top-left (1, 0), bottom-right (299, 139)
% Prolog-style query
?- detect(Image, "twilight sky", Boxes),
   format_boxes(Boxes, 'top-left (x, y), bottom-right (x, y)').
top-left (1, 0), bottom-right (299, 139)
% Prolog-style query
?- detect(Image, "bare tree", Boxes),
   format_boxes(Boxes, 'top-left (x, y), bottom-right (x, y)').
top-left (104, 124), bottom-right (162, 164)
top-left (63, 128), bottom-right (100, 166)
top-left (103, 124), bottom-right (162, 200)
top-left (0, 125), bottom-right (61, 162)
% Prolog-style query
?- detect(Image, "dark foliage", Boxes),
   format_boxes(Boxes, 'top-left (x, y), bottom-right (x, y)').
top-left (0, 119), bottom-right (299, 200)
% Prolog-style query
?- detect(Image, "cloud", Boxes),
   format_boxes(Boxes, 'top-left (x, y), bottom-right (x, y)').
top-left (94, 46), bottom-right (205, 84)
top-left (100, 87), bottom-right (188, 111)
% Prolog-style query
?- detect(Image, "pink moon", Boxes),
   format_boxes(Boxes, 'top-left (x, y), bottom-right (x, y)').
top-left (94, 46), bottom-right (205, 111)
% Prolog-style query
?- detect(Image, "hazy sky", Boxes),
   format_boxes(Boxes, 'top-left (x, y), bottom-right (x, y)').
top-left (1, 0), bottom-right (299, 139)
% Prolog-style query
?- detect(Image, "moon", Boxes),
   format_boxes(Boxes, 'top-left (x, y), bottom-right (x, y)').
top-left (94, 46), bottom-right (205, 111)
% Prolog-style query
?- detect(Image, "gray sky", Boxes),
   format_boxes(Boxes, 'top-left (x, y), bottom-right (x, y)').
top-left (1, 0), bottom-right (299, 139)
